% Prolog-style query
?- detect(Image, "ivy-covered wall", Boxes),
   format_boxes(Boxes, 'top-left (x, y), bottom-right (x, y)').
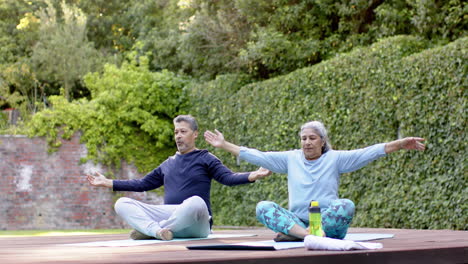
top-left (0, 133), bottom-right (161, 230)
top-left (190, 36), bottom-right (467, 230)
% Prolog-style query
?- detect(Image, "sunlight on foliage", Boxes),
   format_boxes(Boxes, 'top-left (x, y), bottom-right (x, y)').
top-left (26, 57), bottom-right (189, 173)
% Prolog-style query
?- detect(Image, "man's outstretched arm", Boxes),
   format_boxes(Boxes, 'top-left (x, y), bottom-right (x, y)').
top-left (87, 171), bottom-right (113, 188)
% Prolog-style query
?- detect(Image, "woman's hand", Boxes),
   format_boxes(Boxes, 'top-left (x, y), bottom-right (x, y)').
top-left (385, 137), bottom-right (426, 153)
top-left (399, 137), bottom-right (426, 151)
top-left (204, 129), bottom-right (225, 148)
top-left (204, 129), bottom-right (241, 156)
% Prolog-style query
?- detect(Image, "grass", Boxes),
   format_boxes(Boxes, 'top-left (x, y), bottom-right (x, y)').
top-left (0, 226), bottom-right (261, 237)
top-left (0, 229), bottom-right (131, 237)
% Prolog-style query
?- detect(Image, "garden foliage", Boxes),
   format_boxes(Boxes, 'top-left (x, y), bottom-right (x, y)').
top-left (191, 36), bottom-right (467, 229)
top-left (1, 1), bottom-right (466, 231)
top-left (26, 57), bottom-right (189, 173)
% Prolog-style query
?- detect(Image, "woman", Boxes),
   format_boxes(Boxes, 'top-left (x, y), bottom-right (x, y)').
top-left (204, 121), bottom-right (425, 241)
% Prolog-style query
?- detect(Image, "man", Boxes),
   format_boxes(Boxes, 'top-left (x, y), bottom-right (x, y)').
top-left (87, 115), bottom-right (271, 240)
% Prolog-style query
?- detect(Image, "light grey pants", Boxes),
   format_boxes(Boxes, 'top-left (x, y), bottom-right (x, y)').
top-left (114, 195), bottom-right (211, 238)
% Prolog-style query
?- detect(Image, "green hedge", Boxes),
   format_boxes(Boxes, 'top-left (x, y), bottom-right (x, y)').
top-left (190, 35), bottom-right (467, 229)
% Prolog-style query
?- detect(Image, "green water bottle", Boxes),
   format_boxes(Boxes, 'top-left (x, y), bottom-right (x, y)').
top-left (309, 200), bottom-right (324, 237)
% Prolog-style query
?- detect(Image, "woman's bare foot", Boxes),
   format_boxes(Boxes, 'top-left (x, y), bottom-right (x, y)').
top-left (273, 232), bottom-right (303, 242)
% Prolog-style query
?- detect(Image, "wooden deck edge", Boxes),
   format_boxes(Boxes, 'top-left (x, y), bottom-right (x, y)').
top-left (182, 246), bottom-right (467, 264)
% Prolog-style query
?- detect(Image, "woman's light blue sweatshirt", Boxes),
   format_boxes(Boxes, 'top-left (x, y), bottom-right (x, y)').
top-left (239, 144), bottom-right (387, 221)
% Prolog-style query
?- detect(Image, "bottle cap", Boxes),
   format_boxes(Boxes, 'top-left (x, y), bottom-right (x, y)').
top-left (310, 200), bottom-right (319, 207)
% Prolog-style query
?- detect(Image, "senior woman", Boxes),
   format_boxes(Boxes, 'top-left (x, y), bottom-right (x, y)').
top-left (204, 121), bottom-right (425, 241)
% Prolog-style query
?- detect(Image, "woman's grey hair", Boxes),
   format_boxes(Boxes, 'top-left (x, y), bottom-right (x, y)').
top-left (173, 115), bottom-right (198, 131)
top-left (300, 121), bottom-right (332, 153)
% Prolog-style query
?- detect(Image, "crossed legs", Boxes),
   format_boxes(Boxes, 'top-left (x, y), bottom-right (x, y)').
top-left (114, 195), bottom-right (211, 240)
top-left (256, 199), bottom-right (355, 240)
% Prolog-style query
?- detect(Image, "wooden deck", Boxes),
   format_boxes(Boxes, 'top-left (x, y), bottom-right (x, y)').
top-left (0, 227), bottom-right (466, 264)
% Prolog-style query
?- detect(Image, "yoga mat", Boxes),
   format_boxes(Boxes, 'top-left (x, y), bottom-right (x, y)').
top-left (187, 233), bottom-right (394, 251)
top-left (187, 240), bottom-right (304, 251)
top-left (344, 233), bottom-right (394, 241)
top-left (63, 233), bottom-right (257, 247)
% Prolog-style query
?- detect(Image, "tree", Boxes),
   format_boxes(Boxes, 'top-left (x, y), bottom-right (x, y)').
top-left (27, 55), bottom-right (190, 172)
top-left (31, 0), bottom-right (101, 101)
top-left (0, 0), bottom-right (44, 121)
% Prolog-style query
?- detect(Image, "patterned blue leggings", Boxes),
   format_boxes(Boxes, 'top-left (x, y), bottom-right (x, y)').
top-left (256, 199), bottom-right (355, 239)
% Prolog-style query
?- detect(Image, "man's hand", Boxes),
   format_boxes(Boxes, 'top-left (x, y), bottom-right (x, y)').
top-left (248, 167), bottom-right (272, 182)
top-left (204, 129), bottom-right (225, 148)
top-left (86, 171), bottom-right (113, 188)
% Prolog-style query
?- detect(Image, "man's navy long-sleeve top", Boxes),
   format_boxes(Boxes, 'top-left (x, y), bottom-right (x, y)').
top-left (113, 149), bottom-right (251, 219)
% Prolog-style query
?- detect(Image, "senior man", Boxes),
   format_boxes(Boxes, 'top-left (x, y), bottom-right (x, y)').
top-left (87, 115), bottom-right (271, 240)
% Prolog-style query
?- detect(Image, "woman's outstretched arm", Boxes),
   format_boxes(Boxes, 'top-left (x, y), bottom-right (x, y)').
top-left (204, 129), bottom-right (241, 156)
top-left (384, 137), bottom-right (426, 154)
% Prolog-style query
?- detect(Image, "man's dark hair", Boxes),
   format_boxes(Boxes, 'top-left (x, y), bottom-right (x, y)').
top-left (173, 115), bottom-right (199, 131)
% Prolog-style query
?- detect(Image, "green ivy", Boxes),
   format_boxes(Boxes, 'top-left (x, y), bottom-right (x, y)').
top-left (26, 57), bottom-right (189, 173)
top-left (191, 35), bottom-right (467, 229)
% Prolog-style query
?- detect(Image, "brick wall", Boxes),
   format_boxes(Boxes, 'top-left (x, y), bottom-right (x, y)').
top-left (0, 133), bottom-right (162, 230)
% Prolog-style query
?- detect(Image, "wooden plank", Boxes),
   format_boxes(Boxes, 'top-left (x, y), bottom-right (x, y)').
top-left (0, 228), bottom-right (466, 264)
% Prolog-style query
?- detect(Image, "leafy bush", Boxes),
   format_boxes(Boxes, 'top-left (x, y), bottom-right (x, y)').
top-left (26, 57), bottom-right (189, 172)
top-left (190, 35), bottom-right (467, 229)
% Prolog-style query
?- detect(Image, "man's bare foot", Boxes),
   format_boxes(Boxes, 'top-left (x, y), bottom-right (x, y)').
top-left (273, 232), bottom-right (303, 242)
top-left (129, 229), bottom-right (153, 240)
top-left (156, 228), bottom-right (174, 241)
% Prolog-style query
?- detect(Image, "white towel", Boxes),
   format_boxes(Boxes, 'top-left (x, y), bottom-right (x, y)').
top-left (304, 235), bottom-right (383, 251)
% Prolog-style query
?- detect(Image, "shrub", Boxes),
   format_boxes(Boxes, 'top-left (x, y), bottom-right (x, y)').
top-left (26, 58), bottom-right (189, 172)
top-left (190, 35), bottom-right (467, 229)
